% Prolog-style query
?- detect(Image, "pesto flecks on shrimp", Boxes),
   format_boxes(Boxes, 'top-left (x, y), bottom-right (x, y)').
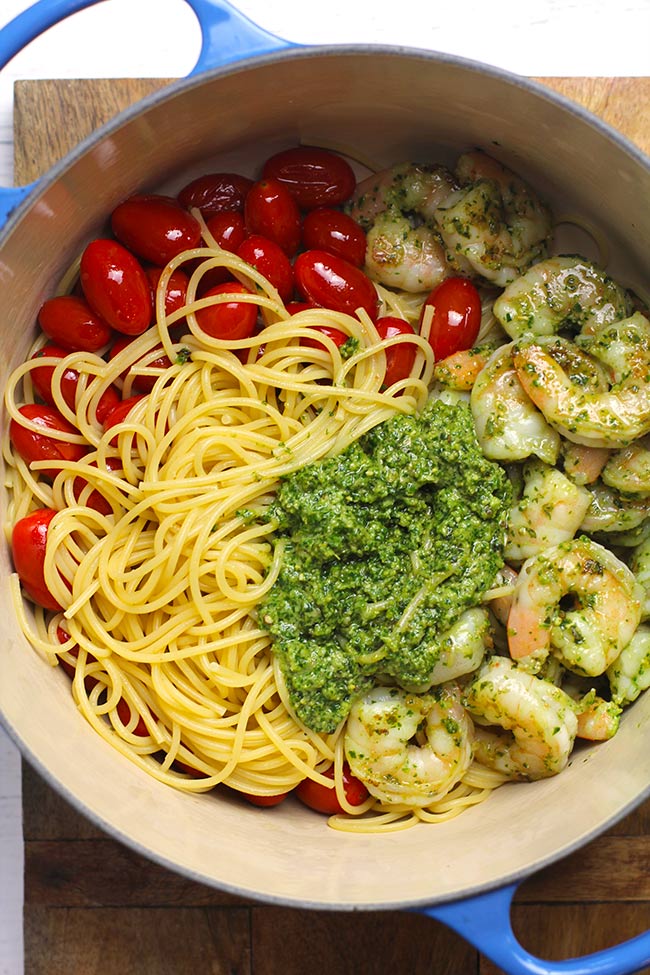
top-left (433, 151), bottom-right (553, 287)
top-left (513, 313), bottom-right (650, 448)
top-left (344, 683), bottom-right (474, 807)
top-left (602, 436), bottom-right (650, 494)
top-left (493, 256), bottom-right (632, 340)
top-left (426, 607), bottom-right (492, 686)
top-left (607, 623), bottom-right (650, 706)
top-left (507, 537), bottom-right (643, 677)
top-left (505, 459), bottom-right (591, 564)
top-left (346, 162), bottom-right (458, 292)
top-left (470, 343), bottom-right (561, 464)
top-left (463, 656), bottom-right (578, 779)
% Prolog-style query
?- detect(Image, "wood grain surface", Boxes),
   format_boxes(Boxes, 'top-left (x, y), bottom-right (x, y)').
top-left (14, 76), bottom-right (650, 975)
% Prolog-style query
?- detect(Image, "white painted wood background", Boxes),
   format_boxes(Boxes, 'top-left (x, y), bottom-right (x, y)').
top-left (0, 2), bottom-right (648, 973)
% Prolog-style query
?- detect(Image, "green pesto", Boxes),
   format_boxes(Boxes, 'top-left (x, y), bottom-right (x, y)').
top-left (259, 400), bottom-right (512, 732)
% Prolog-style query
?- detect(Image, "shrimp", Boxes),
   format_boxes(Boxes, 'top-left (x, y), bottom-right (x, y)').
top-left (606, 623), bottom-right (650, 706)
top-left (579, 480), bottom-right (650, 535)
top-left (507, 537), bottom-right (643, 677)
top-left (344, 683), bottom-right (474, 806)
top-left (463, 656), bottom-right (577, 779)
top-left (433, 344), bottom-right (496, 391)
top-left (562, 442), bottom-right (611, 486)
top-left (630, 536), bottom-right (650, 619)
top-left (346, 163), bottom-right (458, 293)
top-left (470, 343), bottom-right (561, 464)
top-left (560, 676), bottom-right (621, 741)
top-left (505, 459), bottom-right (591, 564)
top-left (602, 436), bottom-right (650, 494)
top-left (493, 256), bottom-right (632, 340)
top-left (432, 150), bottom-right (553, 287)
top-left (426, 607), bottom-right (491, 685)
top-left (513, 313), bottom-right (650, 448)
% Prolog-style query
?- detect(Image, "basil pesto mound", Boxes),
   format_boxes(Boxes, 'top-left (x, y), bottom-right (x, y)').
top-left (259, 399), bottom-right (512, 733)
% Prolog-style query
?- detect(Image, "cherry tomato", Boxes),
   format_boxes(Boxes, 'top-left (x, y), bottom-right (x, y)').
top-left (73, 455), bottom-right (123, 515)
top-left (303, 325), bottom-right (349, 351)
top-left (241, 791), bottom-right (290, 807)
top-left (56, 631), bottom-right (100, 689)
top-left (302, 208), bottom-right (366, 267)
top-left (205, 210), bottom-right (247, 252)
top-left (115, 697), bottom-right (149, 737)
top-left (111, 194), bottom-right (201, 265)
top-left (11, 508), bottom-right (62, 611)
top-left (30, 345), bottom-right (120, 422)
top-left (237, 234), bottom-right (294, 303)
top-left (285, 301), bottom-right (315, 314)
top-left (110, 336), bottom-right (174, 394)
top-left (103, 394), bottom-right (147, 432)
top-left (375, 317), bottom-right (417, 388)
top-left (294, 250), bottom-right (379, 319)
top-left (244, 178), bottom-right (301, 257)
top-left (177, 172), bottom-right (253, 216)
top-left (419, 276), bottom-right (482, 360)
top-left (80, 239), bottom-right (152, 336)
top-left (262, 147), bottom-right (356, 209)
top-left (10, 404), bottom-right (87, 478)
top-left (37, 295), bottom-right (113, 352)
top-left (187, 210), bottom-right (248, 291)
top-left (195, 282), bottom-right (257, 341)
top-left (146, 267), bottom-right (190, 316)
top-left (295, 763), bottom-right (368, 815)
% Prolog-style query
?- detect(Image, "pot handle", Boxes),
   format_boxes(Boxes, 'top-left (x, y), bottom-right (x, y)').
top-left (419, 881), bottom-right (650, 975)
top-left (0, 0), bottom-right (294, 226)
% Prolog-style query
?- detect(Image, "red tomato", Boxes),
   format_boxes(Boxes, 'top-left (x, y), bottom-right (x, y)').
top-left (302, 208), bottom-right (366, 266)
top-left (56, 632), bottom-right (100, 689)
top-left (244, 178), bottom-right (301, 256)
top-left (110, 337), bottom-right (174, 394)
top-left (419, 276), bottom-right (482, 360)
top-left (188, 210), bottom-right (248, 291)
top-left (285, 301), bottom-right (315, 314)
top-left (241, 792), bottom-right (290, 807)
top-left (195, 282), bottom-right (257, 341)
top-left (295, 763), bottom-right (368, 815)
top-left (115, 697), bottom-right (149, 737)
top-left (146, 266), bottom-right (189, 316)
top-left (177, 172), bottom-right (253, 216)
top-left (103, 394), bottom-right (147, 432)
top-left (30, 345), bottom-right (119, 423)
top-left (111, 194), bottom-right (201, 265)
top-left (38, 295), bottom-right (113, 352)
top-left (262, 147), bottom-right (356, 209)
top-left (80, 239), bottom-right (152, 336)
top-left (205, 210), bottom-right (247, 252)
top-left (294, 250), bottom-right (379, 319)
top-left (375, 317), bottom-right (417, 388)
top-left (237, 234), bottom-right (294, 303)
top-left (10, 404), bottom-right (87, 478)
top-left (11, 508), bottom-right (62, 611)
top-left (303, 325), bottom-right (349, 351)
top-left (73, 455), bottom-right (123, 515)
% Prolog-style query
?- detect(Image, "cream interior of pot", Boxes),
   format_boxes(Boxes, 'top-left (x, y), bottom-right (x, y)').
top-left (1, 49), bottom-right (649, 910)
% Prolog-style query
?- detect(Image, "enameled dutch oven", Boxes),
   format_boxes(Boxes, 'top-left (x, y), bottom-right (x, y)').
top-left (1, 3), bottom-right (649, 972)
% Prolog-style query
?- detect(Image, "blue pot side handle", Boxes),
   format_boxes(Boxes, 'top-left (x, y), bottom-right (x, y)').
top-left (420, 882), bottom-right (650, 975)
top-left (183, 0), bottom-right (296, 75)
top-left (0, 0), bottom-right (295, 228)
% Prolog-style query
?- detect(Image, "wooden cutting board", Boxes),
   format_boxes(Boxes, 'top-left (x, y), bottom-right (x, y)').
top-left (14, 77), bottom-right (650, 975)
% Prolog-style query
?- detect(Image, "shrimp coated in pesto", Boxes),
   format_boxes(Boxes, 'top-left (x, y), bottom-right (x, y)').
top-left (433, 150), bottom-right (553, 287)
top-left (513, 313), bottom-right (650, 448)
top-left (507, 537), bottom-right (643, 677)
top-left (463, 656), bottom-right (578, 779)
top-left (606, 623), bottom-right (650, 706)
top-left (346, 162), bottom-right (458, 292)
top-left (505, 459), bottom-right (591, 564)
top-left (470, 343), bottom-right (561, 464)
top-left (344, 683), bottom-right (474, 807)
top-left (493, 256), bottom-right (632, 340)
